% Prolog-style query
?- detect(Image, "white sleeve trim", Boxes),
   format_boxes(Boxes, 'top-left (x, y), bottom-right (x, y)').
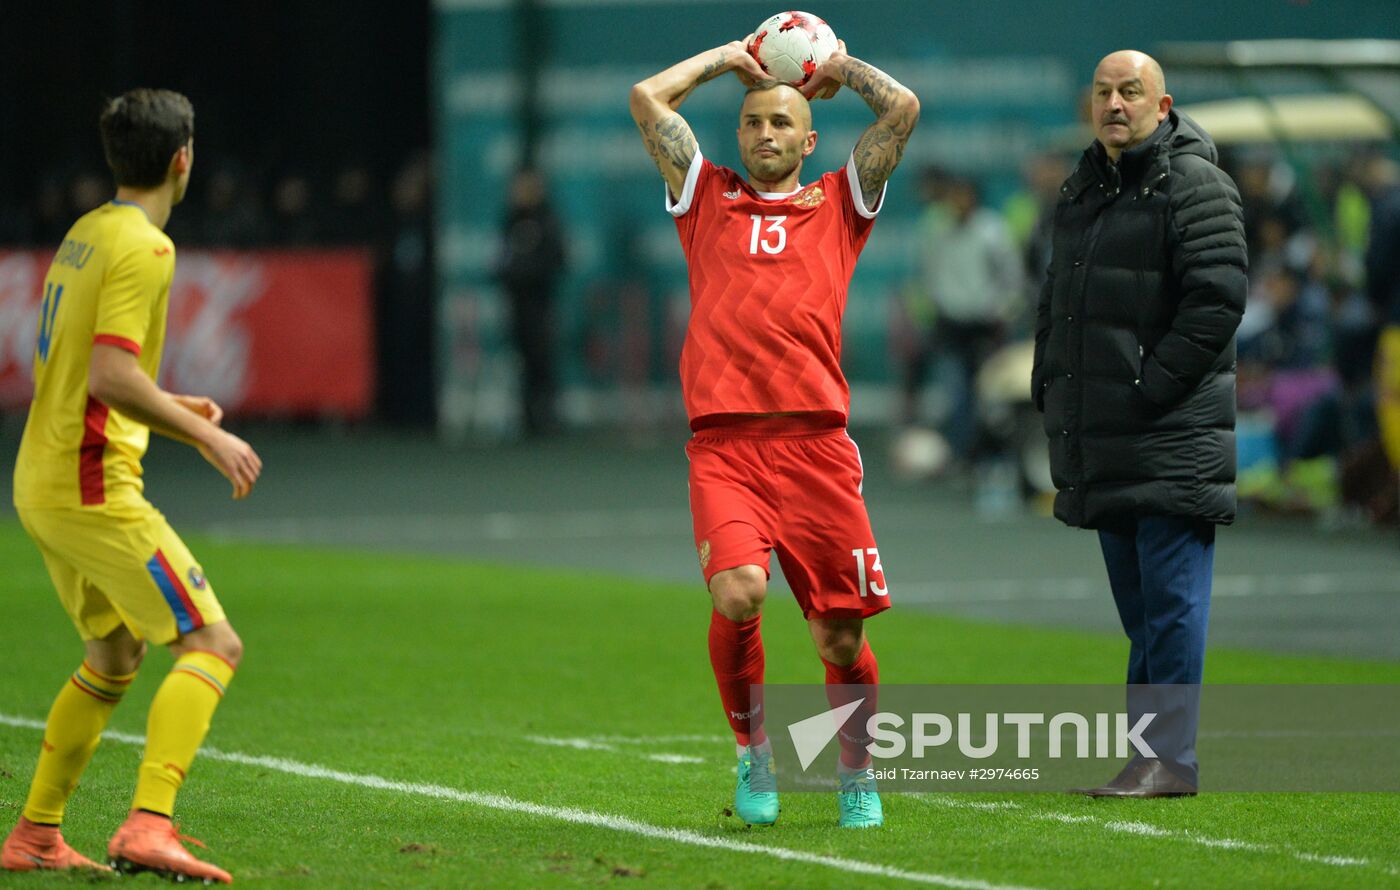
top-left (665, 151), bottom-right (705, 218)
top-left (845, 151), bottom-right (886, 219)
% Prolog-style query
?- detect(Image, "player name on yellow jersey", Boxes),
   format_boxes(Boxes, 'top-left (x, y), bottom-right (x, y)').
top-left (53, 238), bottom-right (97, 270)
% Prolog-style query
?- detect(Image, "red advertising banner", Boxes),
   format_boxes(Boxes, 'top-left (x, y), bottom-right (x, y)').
top-left (0, 249), bottom-right (374, 418)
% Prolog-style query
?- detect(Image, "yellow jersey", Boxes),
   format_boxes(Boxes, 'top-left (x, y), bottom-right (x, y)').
top-left (13, 200), bottom-right (175, 509)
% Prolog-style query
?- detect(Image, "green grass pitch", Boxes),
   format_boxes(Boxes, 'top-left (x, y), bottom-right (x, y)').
top-left (1, 522), bottom-right (1397, 888)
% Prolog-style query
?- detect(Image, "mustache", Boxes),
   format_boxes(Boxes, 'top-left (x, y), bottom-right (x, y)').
top-left (1101, 115), bottom-right (1129, 125)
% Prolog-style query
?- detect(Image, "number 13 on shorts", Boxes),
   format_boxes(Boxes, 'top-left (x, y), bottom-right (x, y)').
top-left (852, 547), bottom-right (888, 598)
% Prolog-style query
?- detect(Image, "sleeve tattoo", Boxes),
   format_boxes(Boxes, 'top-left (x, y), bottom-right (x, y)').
top-left (637, 113), bottom-right (698, 179)
top-left (845, 59), bottom-right (918, 209)
top-left (634, 49), bottom-right (736, 183)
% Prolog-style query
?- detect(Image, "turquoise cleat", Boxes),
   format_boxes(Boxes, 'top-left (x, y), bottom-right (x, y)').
top-left (837, 769), bottom-right (884, 828)
top-left (734, 748), bottom-right (779, 826)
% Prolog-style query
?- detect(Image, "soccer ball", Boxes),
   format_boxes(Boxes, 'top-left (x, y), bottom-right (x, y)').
top-left (747, 11), bottom-right (838, 88)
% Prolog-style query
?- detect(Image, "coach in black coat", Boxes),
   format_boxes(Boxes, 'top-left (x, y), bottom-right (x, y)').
top-left (1031, 50), bottom-right (1247, 796)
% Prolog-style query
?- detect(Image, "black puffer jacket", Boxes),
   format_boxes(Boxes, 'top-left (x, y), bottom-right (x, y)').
top-left (1031, 111), bottom-right (1247, 529)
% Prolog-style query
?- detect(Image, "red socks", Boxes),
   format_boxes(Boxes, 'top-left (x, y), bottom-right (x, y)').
top-left (708, 610), bottom-right (766, 746)
top-left (823, 640), bottom-right (879, 770)
top-left (709, 610), bottom-right (879, 767)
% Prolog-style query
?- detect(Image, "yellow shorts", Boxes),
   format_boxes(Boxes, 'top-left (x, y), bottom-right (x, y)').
top-left (15, 500), bottom-right (225, 645)
top-left (1378, 326), bottom-right (1400, 471)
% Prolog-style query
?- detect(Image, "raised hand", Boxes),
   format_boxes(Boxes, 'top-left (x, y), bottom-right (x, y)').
top-left (800, 39), bottom-right (849, 101)
top-left (733, 34), bottom-right (768, 88)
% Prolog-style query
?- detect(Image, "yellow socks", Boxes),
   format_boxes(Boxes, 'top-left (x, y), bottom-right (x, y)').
top-left (23, 651), bottom-right (236, 823)
top-left (23, 662), bottom-right (134, 824)
top-left (132, 651), bottom-right (235, 816)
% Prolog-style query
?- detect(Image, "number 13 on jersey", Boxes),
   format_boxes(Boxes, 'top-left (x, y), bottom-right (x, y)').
top-left (749, 215), bottom-right (787, 255)
top-left (852, 547), bottom-right (888, 597)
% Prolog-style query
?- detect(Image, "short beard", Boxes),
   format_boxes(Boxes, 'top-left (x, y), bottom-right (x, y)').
top-left (742, 152), bottom-right (800, 186)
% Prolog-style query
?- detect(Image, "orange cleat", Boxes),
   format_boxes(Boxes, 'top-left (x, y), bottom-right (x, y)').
top-left (1, 815), bottom-right (112, 872)
top-left (108, 810), bottom-right (232, 885)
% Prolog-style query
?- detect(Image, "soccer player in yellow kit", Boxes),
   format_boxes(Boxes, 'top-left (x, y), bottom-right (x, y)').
top-left (1, 89), bottom-right (261, 885)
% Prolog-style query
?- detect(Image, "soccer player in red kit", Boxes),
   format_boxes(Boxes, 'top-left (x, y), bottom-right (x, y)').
top-left (630, 35), bottom-right (918, 828)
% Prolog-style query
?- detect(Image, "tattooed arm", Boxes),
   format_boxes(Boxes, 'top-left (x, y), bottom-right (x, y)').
top-left (629, 40), bottom-right (767, 198)
top-left (802, 44), bottom-right (920, 212)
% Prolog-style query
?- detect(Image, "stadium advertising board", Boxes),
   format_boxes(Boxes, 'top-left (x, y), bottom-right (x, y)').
top-left (0, 249), bottom-right (374, 419)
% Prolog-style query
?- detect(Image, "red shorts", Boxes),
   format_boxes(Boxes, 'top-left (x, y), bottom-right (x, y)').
top-left (686, 415), bottom-right (891, 620)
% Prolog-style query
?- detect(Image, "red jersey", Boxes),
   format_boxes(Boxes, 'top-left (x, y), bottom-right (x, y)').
top-left (668, 151), bottom-right (883, 429)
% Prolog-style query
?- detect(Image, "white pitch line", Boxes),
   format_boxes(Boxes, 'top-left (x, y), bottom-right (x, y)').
top-left (1296, 852), bottom-right (1373, 868)
top-left (524, 734), bottom-right (617, 752)
top-left (646, 753), bottom-right (707, 765)
top-left (914, 794), bottom-right (1394, 875)
top-left (523, 735), bottom-right (705, 764)
top-left (586, 734), bottom-right (731, 745)
top-left (1103, 820), bottom-right (1172, 837)
top-left (1037, 812), bottom-right (1096, 825)
top-left (0, 715), bottom-right (1037, 890)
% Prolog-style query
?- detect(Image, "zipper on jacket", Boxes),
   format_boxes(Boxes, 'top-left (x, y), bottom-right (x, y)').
top-left (1067, 195), bottom-right (1114, 522)
top-left (1140, 170), bottom-right (1169, 199)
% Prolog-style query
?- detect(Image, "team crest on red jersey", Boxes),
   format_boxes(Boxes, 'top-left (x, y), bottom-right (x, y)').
top-left (723, 189), bottom-right (740, 200)
top-left (698, 539), bottom-right (712, 570)
top-left (791, 185), bottom-right (825, 208)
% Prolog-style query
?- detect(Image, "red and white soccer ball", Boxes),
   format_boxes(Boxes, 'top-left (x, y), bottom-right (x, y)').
top-left (747, 11), bottom-right (838, 88)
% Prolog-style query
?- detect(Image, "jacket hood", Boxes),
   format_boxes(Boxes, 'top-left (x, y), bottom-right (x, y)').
top-left (1120, 109), bottom-right (1218, 171)
top-left (1166, 109), bottom-right (1218, 164)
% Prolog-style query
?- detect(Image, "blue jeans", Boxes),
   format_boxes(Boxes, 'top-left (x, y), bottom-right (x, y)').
top-left (1098, 515), bottom-right (1215, 783)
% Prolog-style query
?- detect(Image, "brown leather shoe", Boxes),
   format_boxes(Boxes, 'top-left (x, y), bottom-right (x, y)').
top-left (1073, 759), bottom-right (1197, 798)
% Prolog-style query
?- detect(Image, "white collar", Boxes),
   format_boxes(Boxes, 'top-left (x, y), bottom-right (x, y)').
top-left (754, 185), bottom-right (801, 199)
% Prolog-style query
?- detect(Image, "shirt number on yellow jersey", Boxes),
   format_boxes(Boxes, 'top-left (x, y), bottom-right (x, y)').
top-left (36, 283), bottom-right (63, 362)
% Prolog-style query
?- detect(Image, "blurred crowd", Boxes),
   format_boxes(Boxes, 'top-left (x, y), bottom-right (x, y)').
top-left (899, 147), bottom-right (1400, 527)
top-left (0, 154), bottom-right (439, 427)
top-left (1227, 151), bottom-right (1398, 523)
top-left (1, 156), bottom-right (432, 251)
